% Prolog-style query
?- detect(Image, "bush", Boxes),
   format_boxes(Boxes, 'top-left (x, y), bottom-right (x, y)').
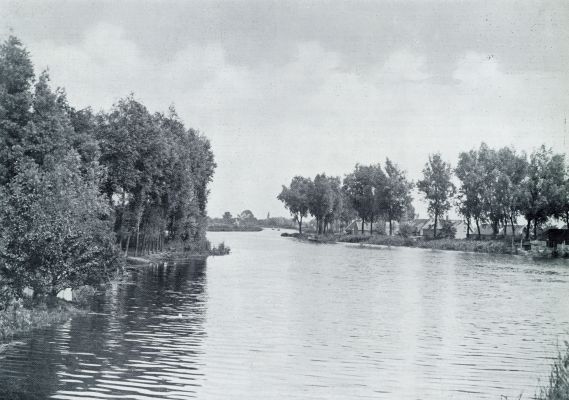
top-left (438, 220), bottom-right (457, 239)
top-left (210, 242), bottom-right (230, 256)
top-left (0, 157), bottom-right (123, 299)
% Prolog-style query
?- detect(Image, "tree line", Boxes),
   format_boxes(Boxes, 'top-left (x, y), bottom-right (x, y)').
top-left (278, 144), bottom-right (569, 240)
top-left (278, 159), bottom-right (414, 235)
top-left (0, 36), bottom-right (215, 304)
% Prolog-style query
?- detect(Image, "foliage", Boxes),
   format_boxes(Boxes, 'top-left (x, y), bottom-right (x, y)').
top-left (343, 164), bottom-right (384, 233)
top-left (222, 211), bottom-right (234, 225)
top-left (238, 210), bottom-right (258, 227)
top-left (417, 153), bottom-right (455, 239)
top-left (519, 146), bottom-right (565, 239)
top-left (0, 36), bottom-right (34, 185)
top-left (279, 179), bottom-right (305, 232)
top-left (210, 242), bottom-right (231, 256)
top-left (0, 155), bottom-right (121, 297)
top-left (96, 97), bottom-right (215, 255)
top-left (455, 148), bottom-right (486, 238)
top-left (0, 35), bottom-right (216, 307)
top-left (378, 158), bottom-right (414, 235)
top-left (437, 220), bottom-right (457, 239)
top-left (0, 301), bottom-right (81, 342)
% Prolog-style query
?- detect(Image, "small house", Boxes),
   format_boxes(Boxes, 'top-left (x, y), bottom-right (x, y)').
top-left (540, 228), bottom-right (569, 248)
top-left (408, 219), bottom-right (432, 237)
top-left (500, 225), bottom-right (525, 239)
top-left (344, 219), bottom-right (383, 235)
top-left (450, 220), bottom-right (472, 239)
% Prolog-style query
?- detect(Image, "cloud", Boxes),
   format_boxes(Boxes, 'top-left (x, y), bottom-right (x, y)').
top-left (22, 22), bottom-right (569, 218)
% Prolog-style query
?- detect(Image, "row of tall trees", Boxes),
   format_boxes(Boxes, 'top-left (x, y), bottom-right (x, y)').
top-left (455, 143), bottom-right (566, 240)
top-left (97, 97), bottom-right (215, 256)
top-left (278, 159), bottom-right (413, 235)
top-left (0, 36), bottom-right (215, 303)
top-left (279, 145), bottom-right (569, 240)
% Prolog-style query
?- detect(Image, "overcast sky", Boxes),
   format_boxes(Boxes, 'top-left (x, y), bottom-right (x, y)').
top-left (1, 0), bottom-right (568, 219)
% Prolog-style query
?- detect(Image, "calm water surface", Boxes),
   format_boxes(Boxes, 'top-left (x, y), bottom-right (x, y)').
top-left (1, 229), bottom-right (569, 399)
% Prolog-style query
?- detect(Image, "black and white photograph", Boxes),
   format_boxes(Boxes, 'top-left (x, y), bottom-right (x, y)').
top-left (0, 1), bottom-right (568, 399)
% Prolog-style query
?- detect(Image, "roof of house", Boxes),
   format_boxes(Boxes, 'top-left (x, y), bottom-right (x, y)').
top-left (409, 219), bottom-right (431, 229)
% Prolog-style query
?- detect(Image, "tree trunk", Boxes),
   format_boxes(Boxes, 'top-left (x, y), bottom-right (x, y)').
top-left (466, 218), bottom-right (471, 239)
top-left (124, 235), bottom-right (131, 257)
top-left (298, 216), bottom-right (302, 234)
top-left (510, 216), bottom-right (515, 237)
top-left (476, 218), bottom-right (481, 240)
top-left (370, 219), bottom-right (373, 235)
top-left (135, 228), bottom-right (140, 257)
top-left (389, 220), bottom-right (393, 236)
top-left (533, 219), bottom-right (538, 239)
top-left (361, 219), bottom-right (364, 235)
top-left (434, 213), bottom-right (438, 239)
top-left (525, 218), bottom-right (531, 240)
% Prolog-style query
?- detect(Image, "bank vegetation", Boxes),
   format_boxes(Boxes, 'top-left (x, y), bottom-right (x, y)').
top-left (0, 36), bottom-right (216, 336)
top-left (278, 144), bottom-right (569, 244)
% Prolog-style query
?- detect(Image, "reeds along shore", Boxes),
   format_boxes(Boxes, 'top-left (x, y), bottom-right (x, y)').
top-left (534, 342), bottom-right (569, 400)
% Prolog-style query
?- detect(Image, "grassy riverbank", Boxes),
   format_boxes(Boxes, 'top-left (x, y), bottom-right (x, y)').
top-left (0, 301), bottom-right (84, 342)
top-left (207, 224), bottom-right (262, 232)
top-left (339, 234), bottom-right (517, 254)
top-left (127, 242), bottom-right (231, 265)
top-left (284, 232), bottom-right (522, 255)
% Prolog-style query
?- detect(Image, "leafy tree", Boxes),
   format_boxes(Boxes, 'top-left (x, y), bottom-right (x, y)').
top-left (495, 147), bottom-right (527, 237)
top-left (0, 34), bottom-right (217, 306)
top-left (0, 36), bottom-right (34, 184)
top-left (438, 220), bottom-right (457, 239)
top-left (323, 176), bottom-right (343, 234)
top-left (417, 153), bottom-right (455, 239)
top-left (478, 144), bottom-right (503, 236)
top-left (308, 174), bottom-right (334, 234)
top-left (378, 158), bottom-right (413, 235)
top-left (277, 176), bottom-right (312, 234)
top-left (0, 154), bottom-right (121, 298)
top-left (222, 211), bottom-right (234, 225)
top-left (519, 146), bottom-right (565, 239)
top-left (239, 210), bottom-right (258, 227)
top-left (455, 149), bottom-right (485, 239)
top-left (343, 164), bottom-right (384, 234)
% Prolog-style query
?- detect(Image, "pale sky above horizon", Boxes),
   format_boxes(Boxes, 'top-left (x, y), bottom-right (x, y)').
top-left (1, 0), bottom-right (568, 219)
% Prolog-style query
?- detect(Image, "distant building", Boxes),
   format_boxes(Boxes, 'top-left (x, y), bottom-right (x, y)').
top-left (345, 220), bottom-right (372, 234)
top-left (345, 219), bottom-right (392, 235)
top-left (421, 219), bottom-right (472, 239)
top-left (500, 225), bottom-right (525, 239)
top-left (450, 220), bottom-right (472, 239)
top-left (540, 228), bottom-right (569, 248)
top-left (408, 219), bottom-right (432, 237)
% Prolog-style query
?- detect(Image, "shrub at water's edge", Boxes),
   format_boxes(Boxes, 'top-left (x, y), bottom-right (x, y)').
top-left (0, 35), bottom-right (217, 339)
top-left (0, 300), bottom-right (83, 342)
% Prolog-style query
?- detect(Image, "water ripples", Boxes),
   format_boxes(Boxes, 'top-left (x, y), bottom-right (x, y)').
top-left (1, 230), bottom-right (568, 399)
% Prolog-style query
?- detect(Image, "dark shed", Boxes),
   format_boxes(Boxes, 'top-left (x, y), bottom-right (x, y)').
top-left (541, 229), bottom-right (569, 247)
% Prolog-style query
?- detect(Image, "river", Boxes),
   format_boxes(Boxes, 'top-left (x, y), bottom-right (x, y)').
top-left (1, 229), bottom-right (568, 399)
